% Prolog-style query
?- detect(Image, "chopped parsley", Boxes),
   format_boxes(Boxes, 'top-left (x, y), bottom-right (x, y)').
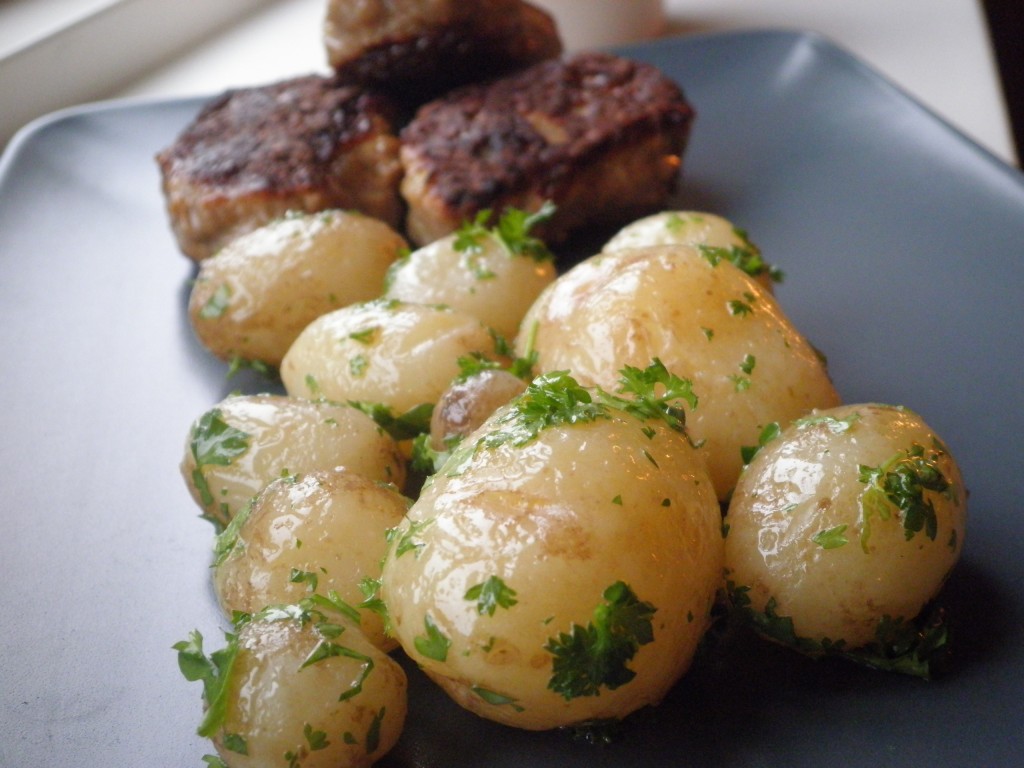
top-left (188, 407), bottom-right (251, 528)
top-left (349, 401), bottom-right (434, 441)
top-left (414, 614), bottom-right (451, 662)
top-left (726, 582), bottom-right (951, 678)
top-left (795, 412), bottom-right (861, 433)
top-left (174, 592), bottom-right (374, 747)
top-left (545, 581), bottom-right (656, 700)
top-left (811, 524), bottom-right (849, 550)
top-left (858, 441), bottom-right (954, 552)
top-left (199, 283), bottom-right (232, 319)
top-left (472, 686), bottom-right (525, 712)
top-left (453, 202), bottom-right (556, 263)
top-left (479, 361), bottom-right (697, 452)
top-left (727, 295), bottom-right (756, 317)
top-left (697, 232), bottom-right (783, 284)
top-left (465, 576), bottom-right (518, 616)
top-left (173, 629), bottom-right (240, 738)
top-left (348, 326), bottom-right (379, 345)
top-left (740, 421), bottom-right (781, 465)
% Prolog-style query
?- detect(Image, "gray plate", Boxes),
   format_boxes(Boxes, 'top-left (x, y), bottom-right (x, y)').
top-left (1, 29), bottom-right (1022, 767)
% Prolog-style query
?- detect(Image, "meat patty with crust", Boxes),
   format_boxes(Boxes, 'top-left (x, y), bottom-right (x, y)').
top-left (399, 52), bottom-right (696, 247)
top-left (157, 74), bottom-right (403, 262)
top-left (325, 0), bottom-right (562, 100)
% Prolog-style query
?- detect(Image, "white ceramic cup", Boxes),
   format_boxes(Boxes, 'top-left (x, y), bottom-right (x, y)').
top-left (531, 0), bottom-right (666, 50)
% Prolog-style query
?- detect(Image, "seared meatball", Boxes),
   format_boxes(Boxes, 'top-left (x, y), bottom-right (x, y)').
top-left (325, 0), bottom-right (562, 100)
top-left (399, 52), bottom-right (696, 247)
top-left (157, 74), bottom-right (403, 261)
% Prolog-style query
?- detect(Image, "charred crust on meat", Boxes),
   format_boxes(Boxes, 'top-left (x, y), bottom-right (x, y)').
top-left (156, 74), bottom-right (404, 260)
top-left (158, 75), bottom-right (396, 197)
top-left (400, 52), bottom-right (696, 242)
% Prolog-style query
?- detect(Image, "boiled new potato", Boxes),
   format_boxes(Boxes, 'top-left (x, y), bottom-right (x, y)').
top-left (383, 221), bottom-right (556, 340)
top-left (176, 600), bottom-right (407, 768)
top-left (214, 468), bottom-right (410, 651)
top-left (281, 299), bottom-right (501, 414)
top-left (381, 368), bottom-right (723, 730)
top-left (188, 210), bottom-right (407, 368)
top-left (181, 394), bottom-right (406, 529)
top-left (516, 244), bottom-right (841, 500)
top-left (602, 210), bottom-right (780, 291)
top-left (429, 368), bottom-right (528, 451)
top-left (724, 403), bottom-right (966, 650)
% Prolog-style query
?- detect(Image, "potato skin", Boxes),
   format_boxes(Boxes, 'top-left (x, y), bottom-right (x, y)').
top-left (602, 210), bottom-right (777, 291)
top-left (516, 244), bottom-right (840, 500)
top-left (181, 394), bottom-right (406, 529)
top-left (280, 299), bottom-right (500, 413)
top-left (381, 405), bottom-right (723, 730)
top-left (188, 210), bottom-right (407, 367)
top-left (214, 469), bottom-right (409, 651)
top-left (213, 609), bottom-right (407, 768)
top-left (429, 369), bottom-right (528, 450)
top-left (383, 232), bottom-right (556, 340)
top-left (724, 403), bottom-right (967, 649)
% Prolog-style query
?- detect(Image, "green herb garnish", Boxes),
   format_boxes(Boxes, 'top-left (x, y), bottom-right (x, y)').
top-left (545, 581), bottom-right (656, 700)
top-left (465, 576), bottom-right (519, 616)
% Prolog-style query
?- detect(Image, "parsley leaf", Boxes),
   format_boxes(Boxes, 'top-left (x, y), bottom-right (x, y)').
top-left (545, 581), bottom-right (656, 700)
top-left (611, 358), bottom-right (697, 434)
top-left (472, 686), bottom-right (525, 712)
top-left (726, 582), bottom-right (951, 679)
top-left (465, 576), bottom-right (519, 616)
top-left (453, 202), bottom-right (556, 263)
top-left (740, 422), bottom-right (781, 465)
top-left (188, 408), bottom-right (251, 528)
top-left (199, 283), bottom-right (232, 319)
top-left (190, 409), bottom-right (250, 470)
top-left (481, 370), bottom-right (609, 449)
top-left (811, 524), bottom-right (849, 549)
top-left (858, 442), bottom-right (953, 551)
top-left (349, 401), bottom-right (434, 441)
top-left (414, 614), bottom-right (451, 662)
top-left (172, 629), bottom-right (240, 738)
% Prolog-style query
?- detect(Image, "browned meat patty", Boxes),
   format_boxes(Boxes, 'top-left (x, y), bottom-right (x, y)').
top-left (399, 52), bottom-right (696, 247)
top-left (325, 0), bottom-right (562, 100)
top-left (156, 74), bottom-right (404, 261)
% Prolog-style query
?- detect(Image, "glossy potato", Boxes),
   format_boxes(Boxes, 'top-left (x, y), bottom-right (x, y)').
top-left (186, 603), bottom-right (407, 768)
top-left (214, 469), bottom-right (410, 651)
top-left (381, 373), bottom-right (723, 730)
top-left (383, 231), bottom-right (556, 340)
top-left (429, 369), bottom-right (528, 450)
top-left (516, 244), bottom-right (841, 500)
top-left (724, 403), bottom-right (967, 649)
top-left (181, 394), bottom-right (406, 529)
top-left (188, 210), bottom-right (408, 367)
top-left (280, 299), bottom-right (500, 414)
top-left (601, 210), bottom-right (779, 291)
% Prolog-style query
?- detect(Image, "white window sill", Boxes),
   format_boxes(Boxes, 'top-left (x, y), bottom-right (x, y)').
top-left (0, 0), bottom-right (278, 146)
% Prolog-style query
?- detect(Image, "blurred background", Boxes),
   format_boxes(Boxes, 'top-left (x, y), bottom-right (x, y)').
top-left (0, 0), bottom-right (1021, 163)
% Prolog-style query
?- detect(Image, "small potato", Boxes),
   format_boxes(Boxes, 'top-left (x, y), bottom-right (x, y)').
top-left (280, 299), bottom-right (501, 414)
top-left (214, 469), bottom-right (410, 651)
top-left (180, 602), bottom-right (407, 768)
top-left (382, 371), bottom-right (723, 730)
top-left (516, 245), bottom-right (840, 500)
top-left (602, 210), bottom-right (780, 291)
top-left (188, 210), bottom-right (408, 367)
top-left (429, 369), bottom-right (528, 450)
top-left (724, 403), bottom-right (967, 650)
top-left (383, 230), bottom-right (556, 340)
top-left (181, 394), bottom-right (406, 529)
